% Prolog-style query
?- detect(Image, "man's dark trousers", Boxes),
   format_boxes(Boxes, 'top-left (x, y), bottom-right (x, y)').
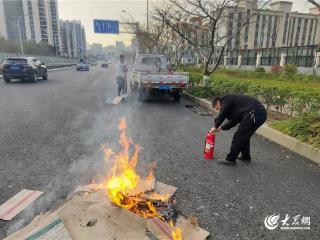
top-left (117, 77), bottom-right (125, 96)
top-left (226, 108), bottom-right (267, 162)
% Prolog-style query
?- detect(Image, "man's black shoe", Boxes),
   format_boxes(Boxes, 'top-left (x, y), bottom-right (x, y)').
top-left (218, 159), bottom-right (236, 165)
top-left (237, 156), bottom-right (252, 162)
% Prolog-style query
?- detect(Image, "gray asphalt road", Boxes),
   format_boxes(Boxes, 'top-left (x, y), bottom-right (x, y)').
top-left (0, 66), bottom-right (319, 240)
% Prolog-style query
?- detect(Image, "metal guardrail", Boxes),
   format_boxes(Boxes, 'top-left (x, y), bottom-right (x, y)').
top-left (0, 63), bottom-right (76, 77)
top-left (0, 52), bottom-right (77, 65)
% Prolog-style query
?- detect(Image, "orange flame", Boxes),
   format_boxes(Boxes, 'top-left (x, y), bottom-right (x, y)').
top-left (169, 221), bottom-right (183, 240)
top-left (93, 118), bottom-right (158, 218)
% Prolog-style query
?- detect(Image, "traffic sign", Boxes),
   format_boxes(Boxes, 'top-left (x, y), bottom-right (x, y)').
top-left (93, 19), bottom-right (119, 34)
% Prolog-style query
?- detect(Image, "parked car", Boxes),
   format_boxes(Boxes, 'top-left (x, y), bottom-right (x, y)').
top-left (131, 54), bottom-right (189, 102)
top-left (101, 63), bottom-right (108, 68)
top-left (76, 59), bottom-right (90, 71)
top-left (2, 57), bottom-right (48, 83)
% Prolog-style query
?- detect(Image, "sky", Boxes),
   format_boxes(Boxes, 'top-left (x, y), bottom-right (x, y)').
top-left (57, 0), bottom-right (316, 47)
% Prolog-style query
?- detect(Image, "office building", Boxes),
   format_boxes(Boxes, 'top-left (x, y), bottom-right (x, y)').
top-left (59, 20), bottom-right (86, 58)
top-left (0, 0), bottom-right (60, 51)
top-left (0, 0), bottom-right (27, 41)
top-left (226, 0), bottom-right (320, 51)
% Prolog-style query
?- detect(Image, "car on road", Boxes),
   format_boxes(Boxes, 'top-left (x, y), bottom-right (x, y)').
top-left (2, 57), bottom-right (48, 83)
top-left (91, 61), bottom-right (97, 66)
top-left (101, 63), bottom-right (108, 68)
top-left (131, 54), bottom-right (189, 102)
top-left (76, 59), bottom-right (90, 71)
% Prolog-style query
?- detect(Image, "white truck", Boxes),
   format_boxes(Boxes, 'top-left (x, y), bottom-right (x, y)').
top-left (130, 54), bottom-right (189, 102)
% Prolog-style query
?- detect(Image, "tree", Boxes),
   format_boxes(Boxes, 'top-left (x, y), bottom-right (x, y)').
top-left (124, 18), bottom-right (187, 69)
top-left (154, 0), bottom-right (272, 78)
top-left (0, 36), bottom-right (56, 56)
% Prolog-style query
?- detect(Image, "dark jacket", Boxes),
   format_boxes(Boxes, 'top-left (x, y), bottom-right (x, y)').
top-left (214, 94), bottom-right (265, 130)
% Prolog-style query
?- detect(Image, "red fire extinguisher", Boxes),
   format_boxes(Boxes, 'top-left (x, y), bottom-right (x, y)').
top-left (204, 132), bottom-right (215, 160)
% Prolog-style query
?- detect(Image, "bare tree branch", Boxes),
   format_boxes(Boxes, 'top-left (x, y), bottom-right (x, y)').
top-left (307, 0), bottom-right (320, 9)
top-left (153, 0), bottom-right (273, 77)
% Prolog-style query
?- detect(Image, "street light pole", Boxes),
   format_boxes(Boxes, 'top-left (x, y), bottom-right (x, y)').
top-left (18, 16), bottom-right (24, 55)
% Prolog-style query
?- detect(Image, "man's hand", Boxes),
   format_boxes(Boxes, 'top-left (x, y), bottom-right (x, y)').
top-left (210, 127), bottom-right (222, 134)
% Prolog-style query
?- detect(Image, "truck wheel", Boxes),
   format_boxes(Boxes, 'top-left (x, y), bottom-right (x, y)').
top-left (138, 86), bottom-right (150, 102)
top-left (173, 91), bottom-right (181, 102)
top-left (138, 86), bottom-right (145, 101)
top-left (130, 81), bottom-right (138, 92)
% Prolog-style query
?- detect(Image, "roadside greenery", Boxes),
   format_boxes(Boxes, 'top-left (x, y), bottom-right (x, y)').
top-left (271, 112), bottom-right (320, 149)
top-left (0, 36), bottom-right (57, 56)
top-left (183, 66), bottom-right (320, 148)
top-left (184, 67), bottom-right (320, 115)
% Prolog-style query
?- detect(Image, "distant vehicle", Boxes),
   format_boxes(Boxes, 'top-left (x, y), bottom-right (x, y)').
top-left (101, 63), bottom-right (108, 68)
top-left (91, 61), bottom-right (97, 66)
top-left (2, 57), bottom-right (48, 83)
top-left (131, 54), bottom-right (189, 102)
top-left (76, 59), bottom-right (90, 71)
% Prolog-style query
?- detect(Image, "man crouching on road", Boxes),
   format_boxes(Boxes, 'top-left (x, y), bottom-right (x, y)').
top-left (210, 94), bottom-right (267, 165)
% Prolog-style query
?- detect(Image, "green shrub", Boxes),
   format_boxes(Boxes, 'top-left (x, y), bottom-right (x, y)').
top-left (272, 112), bottom-right (320, 149)
top-left (283, 64), bottom-right (297, 79)
top-left (188, 71), bottom-right (203, 85)
top-left (188, 76), bottom-right (320, 116)
top-left (255, 67), bottom-right (266, 72)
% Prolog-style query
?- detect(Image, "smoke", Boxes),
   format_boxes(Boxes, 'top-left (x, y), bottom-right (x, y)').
top-left (5, 69), bottom-right (154, 237)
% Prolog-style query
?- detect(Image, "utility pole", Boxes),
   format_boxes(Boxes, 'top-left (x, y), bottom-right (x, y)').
top-left (17, 15), bottom-right (29, 55)
top-left (18, 16), bottom-right (24, 55)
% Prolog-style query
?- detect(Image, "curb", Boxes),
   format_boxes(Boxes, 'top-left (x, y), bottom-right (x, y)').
top-left (47, 66), bottom-right (75, 72)
top-left (183, 92), bottom-right (320, 165)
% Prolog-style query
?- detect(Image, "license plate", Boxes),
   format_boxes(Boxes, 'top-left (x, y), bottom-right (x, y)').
top-left (159, 85), bottom-right (171, 90)
top-left (11, 65), bottom-right (20, 70)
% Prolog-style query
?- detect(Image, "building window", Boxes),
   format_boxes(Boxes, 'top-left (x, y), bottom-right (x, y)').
top-left (227, 12), bottom-right (234, 50)
top-left (294, 18), bottom-right (302, 46)
top-left (286, 18), bottom-right (292, 46)
top-left (235, 12), bottom-right (242, 50)
top-left (272, 16), bottom-right (279, 47)
top-left (301, 18), bottom-right (308, 45)
top-left (266, 15), bottom-right (273, 48)
top-left (282, 13), bottom-right (289, 45)
top-left (254, 14), bottom-right (260, 48)
top-left (307, 19), bottom-right (314, 45)
top-left (260, 14), bottom-right (266, 48)
top-left (312, 20), bottom-right (318, 45)
top-left (289, 17), bottom-right (296, 46)
top-left (244, 9), bottom-right (250, 45)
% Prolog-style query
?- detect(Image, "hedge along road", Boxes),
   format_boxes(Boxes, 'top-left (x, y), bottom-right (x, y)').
top-left (0, 66), bottom-right (319, 239)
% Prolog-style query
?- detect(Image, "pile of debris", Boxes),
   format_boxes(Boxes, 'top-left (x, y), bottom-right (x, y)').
top-left (4, 119), bottom-right (210, 240)
top-left (5, 181), bottom-right (209, 240)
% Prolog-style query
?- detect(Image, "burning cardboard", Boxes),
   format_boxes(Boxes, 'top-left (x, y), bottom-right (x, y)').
top-left (4, 213), bottom-right (71, 240)
top-left (6, 119), bottom-right (210, 239)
